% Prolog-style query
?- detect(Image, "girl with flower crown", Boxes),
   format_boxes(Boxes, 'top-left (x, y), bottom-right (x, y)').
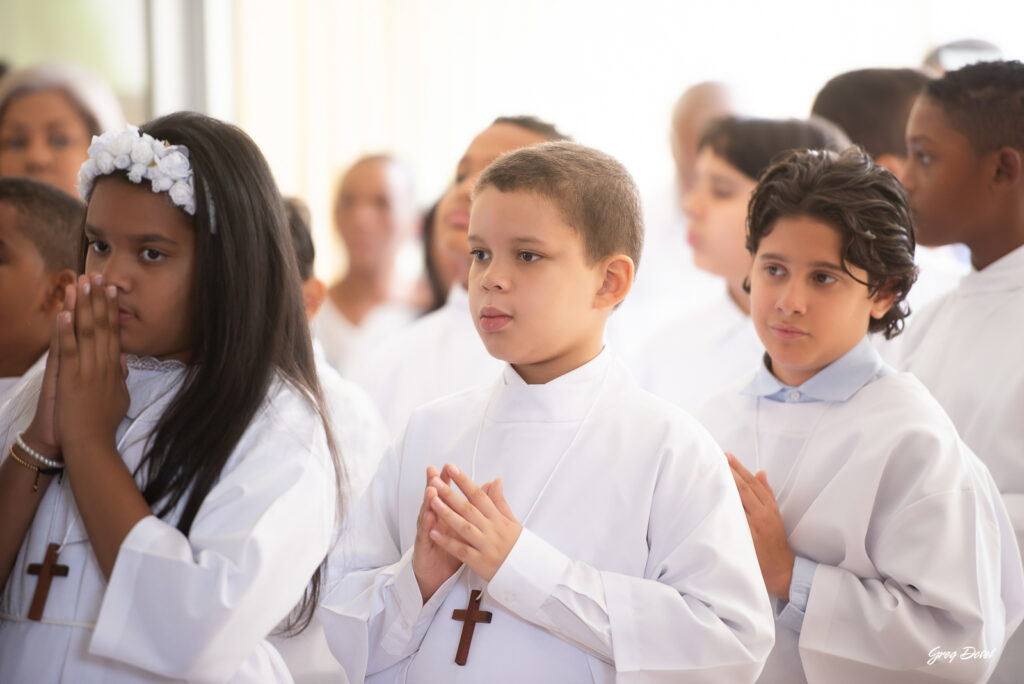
top-left (0, 112), bottom-right (342, 682)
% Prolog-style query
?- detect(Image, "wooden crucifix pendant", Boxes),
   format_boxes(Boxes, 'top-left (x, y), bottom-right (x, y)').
top-left (451, 589), bottom-right (492, 666)
top-left (27, 543), bottom-right (69, 621)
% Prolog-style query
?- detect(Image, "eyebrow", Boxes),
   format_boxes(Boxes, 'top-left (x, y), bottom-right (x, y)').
top-left (759, 252), bottom-right (845, 271)
top-left (84, 224), bottom-right (179, 246)
top-left (907, 134), bottom-right (934, 144)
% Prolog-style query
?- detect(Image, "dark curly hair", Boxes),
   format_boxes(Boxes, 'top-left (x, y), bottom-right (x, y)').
top-left (925, 60), bottom-right (1024, 153)
top-left (745, 147), bottom-right (918, 339)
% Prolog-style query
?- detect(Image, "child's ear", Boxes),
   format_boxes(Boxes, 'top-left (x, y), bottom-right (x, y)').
top-left (992, 146), bottom-right (1023, 188)
top-left (594, 255), bottom-right (635, 309)
top-left (302, 277), bottom-right (328, 322)
top-left (43, 269), bottom-right (77, 313)
top-left (868, 282), bottom-right (898, 321)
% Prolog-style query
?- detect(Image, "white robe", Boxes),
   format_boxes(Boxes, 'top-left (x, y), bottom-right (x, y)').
top-left (0, 353), bottom-right (45, 421)
top-left (271, 346), bottom-right (391, 684)
top-left (320, 350), bottom-right (775, 683)
top-left (898, 243), bottom-right (1024, 683)
top-left (700, 369), bottom-right (1024, 683)
top-left (628, 290), bottom-right (762, 413)
top-left (312, 298), bottom-right (416, 379)
top-left (606, 192), bottom-right (721, 360)
top-left (349, 285), bottom-right (503, 436)
top-left (0, 357), bottom-right (338, 683)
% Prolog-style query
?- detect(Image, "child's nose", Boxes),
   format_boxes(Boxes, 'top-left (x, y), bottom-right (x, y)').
top-left (776, 280), bottom-right (807, 314)
top-left (480, 262), bottom-right (507, 291)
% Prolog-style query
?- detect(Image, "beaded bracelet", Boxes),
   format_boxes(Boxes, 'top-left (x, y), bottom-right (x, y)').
top-left (16, 432), bottom-right (63, 468)
top-left (8, 446), bottom-right (64, 492)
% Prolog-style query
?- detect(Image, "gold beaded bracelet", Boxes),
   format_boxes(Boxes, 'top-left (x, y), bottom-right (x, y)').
top-left (8, 446), bottom-right (64, 492)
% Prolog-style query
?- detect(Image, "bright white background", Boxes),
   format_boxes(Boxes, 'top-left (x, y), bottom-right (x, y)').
top-left (3, 0), bottom-right (1022, 279)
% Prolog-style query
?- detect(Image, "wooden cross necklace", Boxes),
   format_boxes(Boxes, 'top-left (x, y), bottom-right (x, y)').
top-left (449, 355), bottom-right (612, 666)
top-left (21, 393), bottom-right (159, 622)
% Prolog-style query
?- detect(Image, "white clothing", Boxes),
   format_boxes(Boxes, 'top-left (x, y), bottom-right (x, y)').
top-left (0, 353), bottom-right (45, 421)
top-left (700, 370), bottom-right (1024, 683)
top-left (608, 193), bottom-right (722, 360)
top-left (320, 350), bottom-right (775, 683)
top-left (898, 243), bottom-right (1024, 683)
top-left (271, 345), bottom-right (389, 684)
top-left (0, 357), bottom-right (338, 683)
top-left (629, 289), bottom-right (762, 412)
top-left (312, 298), bottom-right (416, 378)
top-left (350, 285), bottom-right (503, 436)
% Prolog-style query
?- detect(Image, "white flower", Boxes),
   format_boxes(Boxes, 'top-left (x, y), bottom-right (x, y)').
top-left (95, 151), bottom-right (115, 174)
top-left (156, 149), bottom-right (191, 179)
top-left (76, 125), bottom-right (203, 223)
top-left (130, 140), bottom-right (155, 165)
top-left (107, 130), bottom-right (136, 158)
top-left (151, 175), bottom-right (174, 193)
top-left (127, 163), bottom-right (147, 183)
top-left (168, 180), bottom-right (194, 213)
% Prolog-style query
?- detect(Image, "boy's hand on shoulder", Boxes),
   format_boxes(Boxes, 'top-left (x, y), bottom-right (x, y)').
top-left (427, 463), bottom-right (522, 582)
top-left (727, 452), bottom-right (795, 601)
top-left (414, 465), bottom-right (463, 603)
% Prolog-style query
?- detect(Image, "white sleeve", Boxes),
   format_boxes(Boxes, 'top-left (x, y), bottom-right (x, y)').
top-left (317, 429), bottom-right (464, 681)
top-left (89, 399), bottom-right (337, 683)
top-left (489, 442), bottom-right (775, 683)
top-left (799, 489), bottom-right (1013, 683)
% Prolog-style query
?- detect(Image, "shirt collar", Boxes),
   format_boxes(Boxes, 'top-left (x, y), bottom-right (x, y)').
top-left (741, 336), bottom-right (891, 403)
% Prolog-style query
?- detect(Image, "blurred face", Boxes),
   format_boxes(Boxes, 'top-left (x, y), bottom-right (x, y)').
top-left (750, 216), bottom-right (894, 387)
top-left (0, 89), bottom-right (93, 197)
top-left (901, 96), bottom-right (992, 247)
top-left (334, 158), bottom-right (413, 275)
top-left (439, 123), bottom-right (552, 288)
top-left (468, 188), bottom-right (607, 384)
top-left (683, 148), bottom-right (757, 286)
top-left (84, 176), bottom-right (195, 362)
top-left (0, 204), bottom-right (61, 374)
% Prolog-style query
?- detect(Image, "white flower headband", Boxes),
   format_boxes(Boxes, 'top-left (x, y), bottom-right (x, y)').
top-left (77, 125), bottom-right (214, 230)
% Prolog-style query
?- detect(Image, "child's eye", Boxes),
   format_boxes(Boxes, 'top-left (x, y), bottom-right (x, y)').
top-left (813, 272), bottom-right (837, 285)
top-left (0, 136), bottom-right (27, 150)
top-left (519, 251), bottom-right (541, 263)
top-left (764, 264), bottom-right (784, 277)
top-left (48, 134), bottom-right (71, 149)
top-left (88, 240), bottom-right (110, 255)
top-left (141, 248), bottom-right (165, 262)
top-left (470, 248), bottom-right (490, 261)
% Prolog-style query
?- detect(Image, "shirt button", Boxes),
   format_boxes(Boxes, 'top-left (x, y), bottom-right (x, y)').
top-left (788, 390), bottom-right (801, 401)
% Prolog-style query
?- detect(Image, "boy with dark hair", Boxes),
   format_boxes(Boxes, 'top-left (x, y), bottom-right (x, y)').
top-left (811, 68), bottom-right (930, 176)
top-left (0, 177), bottom-right (80, 406)
top-left (321, 142), bottom-right (775, 682)
top-left (898, 59), bottom-right (1024, 684)
top-left (811, 66), bottom-right (967, 349)
top-left (701, 147), bottom-right (1024, 683)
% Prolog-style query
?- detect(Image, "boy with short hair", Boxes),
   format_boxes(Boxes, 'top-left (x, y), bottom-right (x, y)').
top-left (320, 142), bottom-right (775, 682)
top-left (0, 177), bottom-right (80, 407)
top-left (700, 147), bottom-right (1024, 683)
top-left (898, 59), bottom-right (1024, 684)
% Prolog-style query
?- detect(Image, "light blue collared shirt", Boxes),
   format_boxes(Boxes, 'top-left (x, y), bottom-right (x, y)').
top-left (741, 336), bottom-right (894, 632)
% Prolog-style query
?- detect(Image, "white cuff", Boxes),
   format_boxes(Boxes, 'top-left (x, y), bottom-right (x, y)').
top-left (487, 528), bottom-right (570, 620)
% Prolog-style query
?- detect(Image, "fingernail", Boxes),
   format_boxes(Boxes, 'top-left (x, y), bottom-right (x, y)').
top-left (92, 274), bottom-right (103, 286)
top-left (448, 464), bottom-right (461, 475)
top-left (430, 477), bottom-right (445, 489)
top-left (82, 282), bottom-right (90, 294)
top-left (106, 285), bottom-right (117, 298)
top-left (429, 529), bottom-right (441, 540)
top-left (62, 312), bottom-right (73, 324)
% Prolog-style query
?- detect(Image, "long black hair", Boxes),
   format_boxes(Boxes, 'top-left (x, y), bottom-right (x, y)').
top-left (78, 111), bottom-right (341, 634)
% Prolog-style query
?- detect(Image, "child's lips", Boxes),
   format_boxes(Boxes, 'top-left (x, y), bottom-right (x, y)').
top-left (118, 307), bottom-right (137, 322)
top-left (479, 306), bottom-right (512, 332)
top-left (770, 324), bottom-right (807, 339)
top-left (446, 210), bottom-right (471, 230)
